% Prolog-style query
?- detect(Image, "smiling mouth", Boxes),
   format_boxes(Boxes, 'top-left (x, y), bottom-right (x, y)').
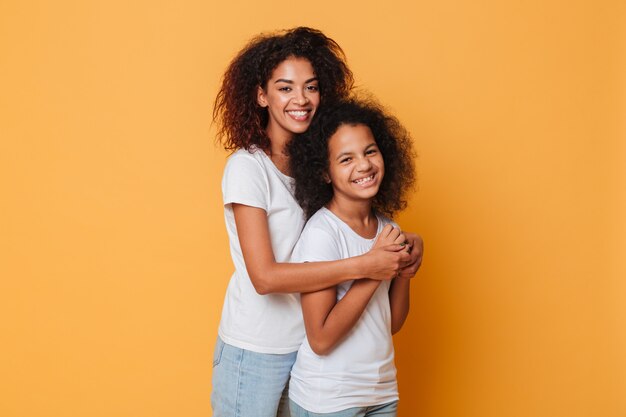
top-left (286, 110), bottom-right (311, 121)
top-left (353, 174), bottom-right (376, 186)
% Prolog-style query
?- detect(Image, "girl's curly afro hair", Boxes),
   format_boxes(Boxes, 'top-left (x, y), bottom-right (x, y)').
top-left (288, 96), bottom-right (416, 219)
top-left (213, 27), bottom-right (353, 152)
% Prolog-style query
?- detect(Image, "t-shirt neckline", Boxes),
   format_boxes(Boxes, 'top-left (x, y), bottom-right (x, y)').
top-left (251, 146), bottom-right (294, 182)
top-left (321, 207), bottom-right (382, 242)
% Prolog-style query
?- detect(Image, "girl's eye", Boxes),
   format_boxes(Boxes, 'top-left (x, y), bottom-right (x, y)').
top-left (366, 149), bottom-right (378, 155)
top-left (278, 86), bottom-right (292, 92)
top-left (340, 157), bottom-right (351, 164)
top-left (306, 85), bottom-right (319, 91)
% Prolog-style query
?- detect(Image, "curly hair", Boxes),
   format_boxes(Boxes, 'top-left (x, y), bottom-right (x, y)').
top-left (288, 97), bottom-right (416, 219)
top-left (213, 27), bottom-right (354, 152)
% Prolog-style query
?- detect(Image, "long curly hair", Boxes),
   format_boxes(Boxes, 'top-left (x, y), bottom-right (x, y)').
top-left (288, 97), bottom-right (416, 219)
top-left (213, 27), bottom-right (354, 152)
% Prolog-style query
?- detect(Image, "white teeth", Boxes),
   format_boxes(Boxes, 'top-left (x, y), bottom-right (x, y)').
top-left (287, 110), bottom-right (307, 116)
top-left (354, 175), bottom-right (374, 184)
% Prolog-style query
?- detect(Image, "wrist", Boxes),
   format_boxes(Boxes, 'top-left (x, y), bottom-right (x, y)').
top-left (395, 272), bottom-right (413, 283)
top-left (350, 253), bottom-right (371, 280)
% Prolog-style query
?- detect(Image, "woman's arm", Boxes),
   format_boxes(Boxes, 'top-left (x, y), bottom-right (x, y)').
top-left (389, 276), bottom-right (411, 334)
top-left (234, 204), bottom-right (410, 294)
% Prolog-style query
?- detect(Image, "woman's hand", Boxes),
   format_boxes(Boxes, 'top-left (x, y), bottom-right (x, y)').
top-left (362, 225), bottom-right (411, 281)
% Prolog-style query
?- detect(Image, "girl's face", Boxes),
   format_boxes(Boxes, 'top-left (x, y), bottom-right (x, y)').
top-left (257, 57), bottom-right (320, 142)
top-left (326, 123), bottom-right (384, 204)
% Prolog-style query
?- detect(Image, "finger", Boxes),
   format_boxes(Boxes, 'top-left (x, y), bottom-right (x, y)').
top-left (393, 233), bottom-right (407, 245)
top-left (399, 250), bottom-right (412, 265)
top-left (380, 224), bottom-right (395, 238)
top-left (408, 247), bottom-right (422, 264)
top-left (402, 262), bottom-right (419, 274)
top-left (386, 227), bottom-right (401, 242)
top-left (408, 234), bottom-right (423, 254)
top-left (402, 256), bottom-right (422, 273)
top-left (382, 244), bottom-right (406, 252)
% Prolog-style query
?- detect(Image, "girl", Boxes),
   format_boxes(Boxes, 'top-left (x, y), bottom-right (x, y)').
top-left (287, 97), bottom-right (416, 417)
top-left (212, 27), bottom-right (423, 417)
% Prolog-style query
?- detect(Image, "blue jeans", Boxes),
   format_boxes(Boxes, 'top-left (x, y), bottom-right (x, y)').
top-left (211, 337), bottom-right (298, 417)
top-left (289, 399), bottom-right (398, 417)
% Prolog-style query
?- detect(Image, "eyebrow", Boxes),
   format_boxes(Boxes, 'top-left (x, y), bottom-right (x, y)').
top-left (273, 77), bottom-right (318, 84)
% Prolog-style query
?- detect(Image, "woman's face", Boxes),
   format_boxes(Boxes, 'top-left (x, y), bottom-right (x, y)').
top-left (257, 57), bottom-right (320, 142)
top-left (326, 123), bottom-right (384, 204)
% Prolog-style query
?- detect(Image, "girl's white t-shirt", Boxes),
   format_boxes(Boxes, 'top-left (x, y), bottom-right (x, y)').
top-left (288, 207), bottom-right (399, 413)
top-left (218, 147), bottom-right (306, 354)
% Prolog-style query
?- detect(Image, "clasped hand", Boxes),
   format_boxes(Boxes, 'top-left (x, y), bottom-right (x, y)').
top-left (368, 225), bottom-right (423, 280)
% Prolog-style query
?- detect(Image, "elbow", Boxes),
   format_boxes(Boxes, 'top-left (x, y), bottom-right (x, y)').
top-left (309, 341), bottom-right (331, 356)
top-left (308, 336), bottom-right (334, 356)
top-left (391, 317), bottom-right (408, 335)
top-left (249, 272), bottom-right (273, 295)
top-left (254, 284), bottom-right (271, 296)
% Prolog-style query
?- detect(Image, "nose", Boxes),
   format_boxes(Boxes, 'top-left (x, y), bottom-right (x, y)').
top-left (293, 89), bottom-right (310, 105)
top-left (356, 156), bottom-right (372, 171)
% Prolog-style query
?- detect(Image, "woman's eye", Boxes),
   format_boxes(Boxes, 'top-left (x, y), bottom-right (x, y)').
top-left (306, 85), bottom-right (319, 91)
top-left (278, 86), bottom-right (291, 92)
top-left (366, 149), bottom-right (377, 155)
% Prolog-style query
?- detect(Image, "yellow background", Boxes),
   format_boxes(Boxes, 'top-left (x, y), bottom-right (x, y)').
top-left (1, 1), bottom-right (624, 416)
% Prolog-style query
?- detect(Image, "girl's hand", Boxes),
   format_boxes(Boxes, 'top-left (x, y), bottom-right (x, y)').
top-left (398, 232), bottom-right (423, 279)
top-left (372, 224), bottom-right (407, 249)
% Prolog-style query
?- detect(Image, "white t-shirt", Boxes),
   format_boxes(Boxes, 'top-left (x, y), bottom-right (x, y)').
top-left (289, 207), bottom-right (399, 413)
top-left (218, 147), bottom-right (306, 354)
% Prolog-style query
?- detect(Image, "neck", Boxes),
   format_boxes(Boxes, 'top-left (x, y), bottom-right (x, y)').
top-left (268, 140), bottom-right (287, 156)
top-left (265, 121), bottom-right (294, 154)
top-left (264, 129), bottom-right (293, 175)
top-left (326, 195), bottom-right (375, 230)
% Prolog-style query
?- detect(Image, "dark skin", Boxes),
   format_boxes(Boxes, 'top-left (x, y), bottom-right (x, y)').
top-left (234, 58), bottom-right (423, 295)
top-left (301, 222), bottom-right (412, 355)
top-left (301, 123), bottom-right (415, 354)
top-left (233, 204), bottom-right (418, 295)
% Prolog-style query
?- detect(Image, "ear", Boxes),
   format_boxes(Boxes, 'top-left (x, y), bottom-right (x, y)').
top-left (323, 172), bottom-right (331, 184)
top-left (257, 86), bottom-right (268, 108)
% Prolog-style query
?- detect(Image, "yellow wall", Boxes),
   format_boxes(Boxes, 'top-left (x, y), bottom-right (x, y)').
top-left (1, 1), bottom-right (624, 416)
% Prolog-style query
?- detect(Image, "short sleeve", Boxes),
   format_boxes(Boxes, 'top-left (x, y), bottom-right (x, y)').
top-left (292, 226), bottom-right (342, 263)
top-left (222, 152), bottom-right (269, 211)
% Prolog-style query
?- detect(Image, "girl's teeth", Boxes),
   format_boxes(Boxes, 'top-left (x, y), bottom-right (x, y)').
top-left (288, 111), bottom-right (307, 116)
top-left (354, 175), bottom-right (373, 184)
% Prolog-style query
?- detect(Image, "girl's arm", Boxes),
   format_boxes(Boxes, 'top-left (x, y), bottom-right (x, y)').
top-left (390, 232), bottom-right (420, 332)
top-left (234, 204), bottom-right (409, 294)
top-left (299, 226), bottom-right (406, 355)
top-left (389, 276), bottom-right (411, 334)
top-left (300, 279), bottom-right (380, 356)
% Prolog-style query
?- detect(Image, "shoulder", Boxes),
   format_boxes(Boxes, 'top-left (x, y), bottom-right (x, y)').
top-left (224, 148), bottom-right (267, 177)
top-left (376, 213), bottom-right (398, 230)
top-left (225, 147), bottom-right (264, 167)
top-left (293, 210), bottom-right (342, 262)
top-left (222, 147), bottom-right (272, 206)
top-left (302, 209), bottom-right (341, 236)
